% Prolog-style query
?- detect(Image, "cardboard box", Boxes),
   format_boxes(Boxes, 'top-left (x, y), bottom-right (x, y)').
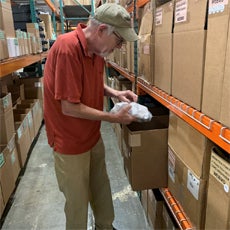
top-left (205, 146), bottom-right (230, 229)
top-left (138, 6), bottom-right (154, 83)
top-left (168, 113), bottom-right (213, 178)
top-left (122, 113), bottom-right (169, 190)
top-left (20, 77), bottom-right (44, 101)
top-left (0, 144), bottom-right (15, 205)
top-left (147, 189), bottom-right (165, 229)
top-left (220, 5), bottom-right (230, 128)
top-left (0, 93), bottom-right (15, 145)
top-left (14, 118), bottom-right (31, 168)
top-left (154, 1), bottom-right (174, 94)
top-left (202, 2), bottom-right (230, 122)
top-left (172, 0), bottom-right (208, 110)
top-left (141, 190), bottom-right (148, 216)
top-left (0, 1), bottom-right (15, 37)
top-left (168, 146), bottom-right (209, 229)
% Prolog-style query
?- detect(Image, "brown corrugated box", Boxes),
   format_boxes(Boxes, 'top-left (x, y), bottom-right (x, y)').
top-left (154, 1), bottom-right (174, 94)
top-left (172, 0), bottom-right (208, 110)
top-left (0, 142), bottom-right (16, 206)
top-left (205, 146), bottom-right (230, 229)
top-left (168, 113), bottom-right (212, 178)
top-left (0, 93), bottom-right (15, 145)
top-left (0, 0), bottom-right (15, 37)
top-left (147, 189), bottom-right (165, 229)
top-left (168, 146), bottom-right (209, 229)
top-left (220, 6), bottom-right (230, 128)
top-left (202, 2), bottom-right (230, 124)
top-left (138, 5), bottom-right (154, 84)
top-left (122, 111), bottom-right (169, 191)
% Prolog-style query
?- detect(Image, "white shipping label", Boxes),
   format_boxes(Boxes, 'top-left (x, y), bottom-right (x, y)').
top-left (143, 45), bottom-right (150, 55)
top-left (187, 170), bottom-right (200, 200)
top-left (210, 152), bottom-right (230, 193)
top-left (34, 82), bottom-right (42, 87)
top-left (168, 147), bottom-right (176, 183)
top-left (155, 8), bottom-right (163, 25)
top-left (209, 0), bottom-right (228, 14)
top-left (175, 0), bottom-right (188, 23)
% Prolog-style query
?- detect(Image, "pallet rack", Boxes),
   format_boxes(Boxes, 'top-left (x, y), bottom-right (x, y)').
top-left (107, 60), bottom-right (230, 230)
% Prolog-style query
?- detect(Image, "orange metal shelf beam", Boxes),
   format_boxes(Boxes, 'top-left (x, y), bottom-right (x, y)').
top-left (126, 0), bottom-right (150, 12)
top-left (160, 188), bottom-right (193, 230)
top-left (106, 61), bottom-right (136, 83)
top-left (0, 52), bottom-right (48, 78)
top-left (44, 0), bottom-right (57, 13)
top-left (107, 61), bottom-right (230, 154)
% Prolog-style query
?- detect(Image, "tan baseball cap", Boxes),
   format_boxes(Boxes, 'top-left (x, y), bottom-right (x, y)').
top-left (94, 3), bottom-right (138, 42)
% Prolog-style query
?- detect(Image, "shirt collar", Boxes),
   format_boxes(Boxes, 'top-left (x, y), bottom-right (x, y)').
top-left (76, 23), bottom-right (91, 57)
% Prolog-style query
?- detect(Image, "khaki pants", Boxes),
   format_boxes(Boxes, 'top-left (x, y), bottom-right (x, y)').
top-left (54, 138), bottom-right (114, 230)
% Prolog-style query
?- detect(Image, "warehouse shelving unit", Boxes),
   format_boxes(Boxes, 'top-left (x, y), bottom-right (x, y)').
top-left (0, 52), bottom-right (48, 78)
top-left (106, 1), bottom-right (230, 229)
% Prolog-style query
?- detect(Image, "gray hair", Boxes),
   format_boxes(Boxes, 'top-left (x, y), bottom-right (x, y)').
top-left (88, 17), bottom-right (115, 35)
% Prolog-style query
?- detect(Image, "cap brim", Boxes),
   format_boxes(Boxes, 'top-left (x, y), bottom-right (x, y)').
top-left (115, 27), bottom-right (138, 42)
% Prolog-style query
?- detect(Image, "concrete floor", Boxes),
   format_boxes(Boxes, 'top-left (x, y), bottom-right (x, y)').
top-left (1, 121), bottom-right (151, 230)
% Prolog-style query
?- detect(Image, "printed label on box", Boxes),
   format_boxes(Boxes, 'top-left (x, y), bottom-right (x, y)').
top-left (0, 153), bottom-right (5, 168)
top-left (143, 45), bottom-right (150, 55)
top-left (209, 0), bottom-right (228, 14)
top-left (155, 8), bottom-right (163, 25)
top-left (210, 152), bottom-right (230, 193)
top-left (187, 170), bottom-right (200, 200)
top-left (34, 82), bottom-right (42, 87)
top-left (175, 0), bottom-right (188, 23)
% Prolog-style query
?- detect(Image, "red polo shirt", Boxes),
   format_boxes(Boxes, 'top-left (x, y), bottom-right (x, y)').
top-left (43, 24), bottom-right (105, 154)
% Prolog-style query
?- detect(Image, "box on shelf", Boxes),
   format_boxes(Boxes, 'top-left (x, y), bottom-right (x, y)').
top-left (205, 146), bottom-right (230, 229)
top-left (0, 93), bottom-right (15, 145)
top-left (168, 113), bottom-right (213, 179)
top-left (122, 108), bottom-right (169, 191)
top-left (0, 0), bottom-right (15, 37)
top-left (202, 2), bottom-right (230, 124)
top-left (0, 142), bottom-right (16, 206)
top-left (220, 6), bottom-right (230, 128)
top-left (138, 5), bottom-right (154, 84)
top-left (147, 189), bottom-right (165, 229)
top-left (172, 0), bottom-right (208, 110)
top-left (0, 30), bottom-right (9, 60)
top-left (14, 116), bottom-right (31, 168)
top-left (13, 108), bottom-right (35, 144)
top-left (154, 1), bottom-right (174, 94)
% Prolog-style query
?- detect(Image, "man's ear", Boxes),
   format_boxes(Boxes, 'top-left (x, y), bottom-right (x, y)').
top-left (97, 24), bottom-right (108, 37)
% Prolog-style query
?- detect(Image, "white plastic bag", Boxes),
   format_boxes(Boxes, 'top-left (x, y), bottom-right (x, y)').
top-left (110, 102), bottom-right (153, 122)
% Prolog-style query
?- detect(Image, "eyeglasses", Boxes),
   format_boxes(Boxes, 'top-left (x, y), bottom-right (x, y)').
top-left (113, 31), bottom-right (125, 46)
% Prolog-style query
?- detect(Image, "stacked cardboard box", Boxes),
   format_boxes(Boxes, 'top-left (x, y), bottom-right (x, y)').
top-left (154, 1), bottom-right (174, 94)
top-left (0, 93), bottom-right (15, 145)
top-left (138, 3), bottom-right (154, 83)
top-left (202, 2), bottom-right (230, 127)
top-left (172, 0), bottom-right (208, 110)
top-left (205, 146), bottom-right (230, 229)
top-left (168, 113), bottom-right (213, 228)
top-left (0, 0), bottom-right (15, 37)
